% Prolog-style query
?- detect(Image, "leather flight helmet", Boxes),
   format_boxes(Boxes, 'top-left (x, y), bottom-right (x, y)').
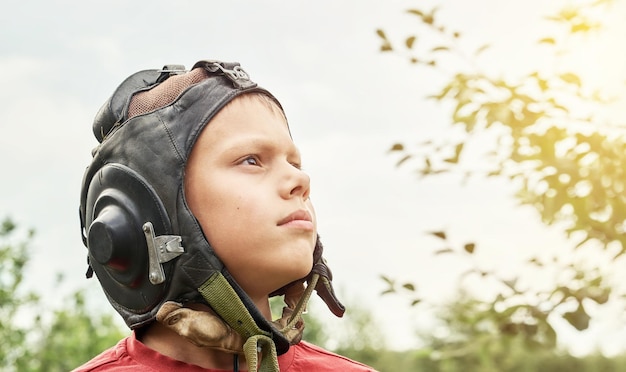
top-left (78, 60), bottom-right (344, 356)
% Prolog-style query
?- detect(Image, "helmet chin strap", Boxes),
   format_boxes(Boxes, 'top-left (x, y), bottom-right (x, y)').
top-left (154, 237), bottom-right (343, 371)
top-left (155, 272), bottom-right (320, 372)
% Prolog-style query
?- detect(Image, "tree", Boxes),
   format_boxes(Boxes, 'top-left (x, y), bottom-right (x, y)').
top-left (0, 218), bottom-right (38, 369)
top-left (0, 217), bottom-right (127, 371)
top-left (20, 289), bottom-right (127, 371)
top-left (376, 0), bottom-right (625, 357)
top-left (330, 298), bottom-right (388, 367)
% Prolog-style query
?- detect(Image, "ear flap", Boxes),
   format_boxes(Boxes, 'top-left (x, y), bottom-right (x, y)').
top-left (84, 163), bottom-right (182, 314)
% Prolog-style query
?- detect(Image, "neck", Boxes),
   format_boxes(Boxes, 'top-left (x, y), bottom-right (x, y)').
top-left (250, 294), bottom-right (273, 320)
top-left (139, 298), bottom-right (273, 370)
top-left (140, 321), bottom-right (242, 370)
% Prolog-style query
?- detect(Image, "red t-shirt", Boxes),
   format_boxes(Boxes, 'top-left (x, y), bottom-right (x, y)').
top-left (72, 332), bottom-right (375, 371)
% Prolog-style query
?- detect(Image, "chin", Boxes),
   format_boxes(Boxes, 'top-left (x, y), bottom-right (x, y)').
top-left (279, 261), bottom-right (313, 284)
top-left (296, 259), bottom-right (315, 279)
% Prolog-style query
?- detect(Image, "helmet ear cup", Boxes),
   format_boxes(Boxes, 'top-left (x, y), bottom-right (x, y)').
top-left (85, 163), bottom-right (171, 314)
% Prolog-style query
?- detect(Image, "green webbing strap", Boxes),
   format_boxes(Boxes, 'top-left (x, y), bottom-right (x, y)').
top-left (279, 273), bottom-right (319, 334)
top-left (199, 273), bottom-right (272, 339)
top-left (198, 273), bottom-right (279, 372)
top-left (244, 335), bottom-right (279, 372)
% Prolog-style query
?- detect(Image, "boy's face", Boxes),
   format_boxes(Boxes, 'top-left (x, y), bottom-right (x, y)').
top-left (185, 95), bottom-right (316, 299)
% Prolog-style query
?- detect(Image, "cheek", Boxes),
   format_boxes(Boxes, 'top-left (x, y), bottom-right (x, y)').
top-left (307, 200), bottom-right (317, 228)
top-left (187, 181), bottom-right (235, 242)
top-left (199, 191), bottom-right (261, 256)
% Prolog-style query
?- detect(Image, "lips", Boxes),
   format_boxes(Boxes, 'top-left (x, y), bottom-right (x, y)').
top-left (278, 210), bottom-right (313, 227)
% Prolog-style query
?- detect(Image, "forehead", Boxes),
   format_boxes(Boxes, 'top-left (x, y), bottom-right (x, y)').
top-left (241, 92), bottom-right (286, 119)
top-left (191, 93), bottom-right (295, 153)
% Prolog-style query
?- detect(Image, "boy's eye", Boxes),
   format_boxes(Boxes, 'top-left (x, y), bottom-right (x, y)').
top-left (241, 156), bottom-right (259, 166)
top-left (290, 162), bottom-right (302, 170)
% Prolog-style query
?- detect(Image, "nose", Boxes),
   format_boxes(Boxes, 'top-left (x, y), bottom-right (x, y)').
top-left (280, 163), bottom-right (311, 200)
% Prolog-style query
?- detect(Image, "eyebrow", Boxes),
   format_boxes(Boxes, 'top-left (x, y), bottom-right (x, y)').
top-left (222, 135), bottom-right (301, 159)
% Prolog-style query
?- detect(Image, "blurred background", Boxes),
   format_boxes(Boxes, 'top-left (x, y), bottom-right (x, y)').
top-left (2, 0), bottom-right (626, 370)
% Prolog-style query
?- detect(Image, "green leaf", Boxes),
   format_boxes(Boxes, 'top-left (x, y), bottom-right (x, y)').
top-left (590, 288), bottom-right (610, 304)
top-left (405, 36), bottom-right (417, 49)
top-left (438, 82), bottom-right (455, 99)
top-left (388, 143), bottom-right (404, 152)
top-left (434, 248), bottom-right (454, 255)
top-left (445, 143), bottom-right (464, 164)
top-left (454, 142), bottom-right (465, 159)
top-left (432, 46), bottom-right (450, 52)
top-left (429, 231), bottom-right (447, 240)
top-left (502, 278), bottom-right (518, 292)
top-left (563, 302), bottom-right (590, 331)
top-left (575, 235), bottom-right (591, 248)
top-left (376, 29), bottom-right (393, 52)
top-left (1, 218), bottom-right (16, 235)
top-left (538, 37), bottom-right (556, 44)
top-left (402, 283), bottom-right (416, 291)
top-left (475, 44), bottom-right (490, 55)
top-left (380, 43), bottom-right (393, 52)
top-left (571, 21), bottom-right (596, 33)
top-left (406, 9), bottom-right (424, 17)
top-left (396, 154), bottom-right (412, 166)
top-left (560, 72), bottom-right (581, 87)
top-left (380, 274), bottom-right (395, 286)
top-left (464, 242), bottom-right (475, 254)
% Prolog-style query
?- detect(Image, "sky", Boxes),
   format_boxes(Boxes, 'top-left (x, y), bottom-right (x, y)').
top-left (2, 0), bottom-right (626, 355)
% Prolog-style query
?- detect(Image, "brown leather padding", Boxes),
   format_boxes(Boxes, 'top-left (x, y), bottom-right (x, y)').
top-left (127, 68), bottom-right (210, 119)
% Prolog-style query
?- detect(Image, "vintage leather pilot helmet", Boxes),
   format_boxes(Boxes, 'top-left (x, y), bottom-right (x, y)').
top-left (78, 60), bottom-right (344, 370)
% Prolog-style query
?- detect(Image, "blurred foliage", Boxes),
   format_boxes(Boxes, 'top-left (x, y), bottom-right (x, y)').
top-left (353, 342), bottom-right (626, 372)
top-left (3, 217), bottom-right (626, 371)
top-left (284, 294), bottom-right (388, 367)
top-left (270, 295), bottom-right (331, 347)
top-left (21, 289), bottom-right (127, 371)
top-left (0, 217), bottom-right (126, 371)
top-left (334, 296), bottom-right (626, 372)
top-left (382, 231), bottom-right (613, 347)
top-left (379, 0), bottom-right (626, 252)
top-left (335, 289), bottom-right (626, 371)
top-left (0, 218), bottom-right (38, 370)
top-left (331, 298), bottom-right (388, 367)
top-left (376, 0), bottom-right (626, 368)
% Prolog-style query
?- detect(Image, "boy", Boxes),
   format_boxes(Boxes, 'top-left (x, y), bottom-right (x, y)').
top-left (75, 60), bottom-right (376, 371)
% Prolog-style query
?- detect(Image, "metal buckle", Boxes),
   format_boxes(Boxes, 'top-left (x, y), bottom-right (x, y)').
top-left (143, 222), bottom-right (184, 285)
top-left (203, 61), bottom-right (255, 89)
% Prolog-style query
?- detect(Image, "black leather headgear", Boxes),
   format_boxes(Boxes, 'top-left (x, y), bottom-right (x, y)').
top-left (78, 60), bottom-right (344, 356)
